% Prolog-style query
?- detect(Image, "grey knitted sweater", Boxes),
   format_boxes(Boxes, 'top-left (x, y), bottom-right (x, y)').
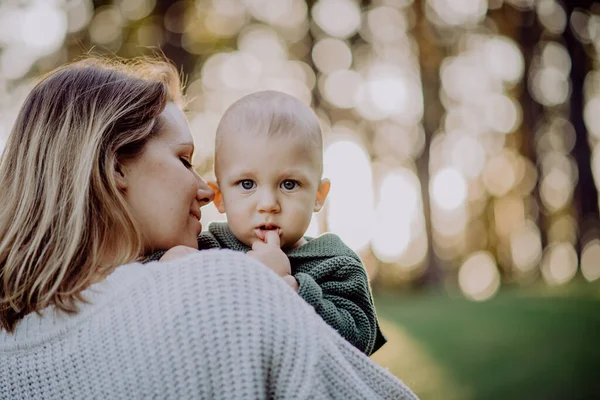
top-left (0, 250), bottom-right (417, 400)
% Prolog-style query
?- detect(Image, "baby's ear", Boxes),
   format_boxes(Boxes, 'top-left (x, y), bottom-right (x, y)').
top-left (208, 180), bottom-right (226, 214)
top-left (314, 178), bottom-right (330, 212)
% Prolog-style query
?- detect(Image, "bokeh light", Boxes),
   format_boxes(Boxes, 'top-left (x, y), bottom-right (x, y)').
top-left (312, 38), bottom-right (352, 73)
top-left (483, 152), bottom-right (517, 197)
top-left (22, 2), bottom-right (67, 56)
top-left (324, 138), bottom-right (374, 252)
top-left (484, 36), bottom-right (525, 85)
top-left (510, 220), bottom-right (543, 273)
top-left (427, 0), bottom-right (488, 27)
top-left (4, 4), bottom-right (600, 396)
top-left (321, 69), bottom-right (361, 108)
top-left (581, 239), bottom-right (600, 282)
top-left (458, 251), bottom-right (501, 301)
top-left (584, 96), bottom-right (600, 139)
top-left (372, 168), bottom-right (422, 263)
top-left (431, 167), bottom-right (467, 211)
top-left (537, 0), bottom-right (567, 34)
top-left (541, 242), bottom-right (578, 285)
top-left (119, 0), bottom-right (155, 21)
top-left (312, 0), bottom-right (361, 39)
top-left (1, 0), bottom-right (599, 316)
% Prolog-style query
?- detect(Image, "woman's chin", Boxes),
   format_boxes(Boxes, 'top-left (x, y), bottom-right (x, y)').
top-left (170, 235), bottom-right (199, 251)
top-left (184, 237), bottom-right (200, 250)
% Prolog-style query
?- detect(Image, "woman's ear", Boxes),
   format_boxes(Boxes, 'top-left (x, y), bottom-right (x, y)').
top-left (114, 161), bottom-right (128, 191)
top-left (314, 178), bottom-right (330, 212)
top-left (208, 181), bottom-right (226, 213)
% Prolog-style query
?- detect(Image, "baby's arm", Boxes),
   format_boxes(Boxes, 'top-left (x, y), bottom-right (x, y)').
top-left (143, 231), bottom-right (222, 264)
top-left (295, 256), bottom-right (383, 355)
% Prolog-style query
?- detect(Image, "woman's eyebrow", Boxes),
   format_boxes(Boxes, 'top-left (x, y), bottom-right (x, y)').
top-left (177, 141), bottom-right (195, 154)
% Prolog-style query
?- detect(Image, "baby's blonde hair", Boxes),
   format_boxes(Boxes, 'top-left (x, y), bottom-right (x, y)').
top-left (0, 57), bottom-right (183, 332)
top-left (215, 91), bottom-right (323, 176)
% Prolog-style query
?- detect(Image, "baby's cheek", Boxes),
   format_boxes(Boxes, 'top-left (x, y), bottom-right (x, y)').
top-left (292, 201), bottom-right (314, 219)
top-left (289, 210), bottom-right (312, 231)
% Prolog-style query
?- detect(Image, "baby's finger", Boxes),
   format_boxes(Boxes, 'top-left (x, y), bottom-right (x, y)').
top-left (251, 240), bottom-right (266, 251)
top-left (254, 228), bottom-right (266, 242)
top-left (264, 230), bottom-right (281, 247)
top-left (247, 251), bottom-right (265, 265)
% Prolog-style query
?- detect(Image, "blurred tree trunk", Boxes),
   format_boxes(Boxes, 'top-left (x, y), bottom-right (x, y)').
top-left (563, 1), bottom-right (599, 253)
top-left (413, 0), bottom-right (446, 286)
top-left (152, 1), bottom-right (196, 80)
top-left (518, 8), bottom-right (547, 251)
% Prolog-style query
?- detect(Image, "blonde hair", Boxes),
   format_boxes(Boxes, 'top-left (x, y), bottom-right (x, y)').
top-left (0, 57), bottom-right (183, 332)
top-left (214, 91), bottom-right (323, 175)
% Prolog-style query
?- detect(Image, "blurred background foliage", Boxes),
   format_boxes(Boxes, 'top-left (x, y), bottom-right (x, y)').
top-left (1, 0), bottom-right (600, 398)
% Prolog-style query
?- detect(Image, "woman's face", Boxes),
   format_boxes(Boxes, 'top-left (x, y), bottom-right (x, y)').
top-left (119, 102), bottom-right (214, 252)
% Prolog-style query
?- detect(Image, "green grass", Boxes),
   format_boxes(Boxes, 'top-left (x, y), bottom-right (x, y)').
top-left (373, 281), bottom-right (600, 400)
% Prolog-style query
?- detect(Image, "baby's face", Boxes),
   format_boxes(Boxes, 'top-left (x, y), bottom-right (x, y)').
top-left (215, 133), bottom-right (326, 249)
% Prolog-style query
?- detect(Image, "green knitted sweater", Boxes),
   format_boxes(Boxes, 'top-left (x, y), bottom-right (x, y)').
top-left (199, 222), bottom-right (387, 355)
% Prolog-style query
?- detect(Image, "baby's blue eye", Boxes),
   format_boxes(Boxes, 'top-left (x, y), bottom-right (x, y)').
top-left (281, 180), bottom-right (299, 191)
top-left (239, 180), bottom-right (256, 190)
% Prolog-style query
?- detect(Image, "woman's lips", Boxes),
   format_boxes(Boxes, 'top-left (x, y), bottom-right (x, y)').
top-left (190, 211), bottom-right (202, 233)
top-left (190, 208), bottom-right (201, 221)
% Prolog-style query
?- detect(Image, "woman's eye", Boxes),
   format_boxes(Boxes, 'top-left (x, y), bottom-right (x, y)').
top-left (180, 157), bottom-right (193, 169)
top-left (238, 180), bottom-right (256, 190)
top-left (281, 180), bottom-right (299, 191)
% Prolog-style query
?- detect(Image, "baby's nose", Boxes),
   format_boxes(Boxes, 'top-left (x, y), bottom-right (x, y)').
top-left (257, 190), bottom-right (280, 213)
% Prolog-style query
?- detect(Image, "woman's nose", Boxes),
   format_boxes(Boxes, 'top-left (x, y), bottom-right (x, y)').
top-left (196, 178), bottom-right (215, 205)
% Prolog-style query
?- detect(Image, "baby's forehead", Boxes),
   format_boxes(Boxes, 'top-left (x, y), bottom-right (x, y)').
top-left (221, 127), bottom-right (317, 148)
top-left (217, 98), bottom-right (322, 144)
top-left (229, 130), bottom-right (320, 158)
top-left (216, 131), bottom-right (323, 174)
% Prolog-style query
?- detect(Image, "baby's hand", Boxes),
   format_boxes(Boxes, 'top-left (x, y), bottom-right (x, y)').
top-left (247, 230), bottom-right (291, 278)
top-left (159, 245), bottom-right (199, 262)
top-left (282, 275), bottom-right (299, 292)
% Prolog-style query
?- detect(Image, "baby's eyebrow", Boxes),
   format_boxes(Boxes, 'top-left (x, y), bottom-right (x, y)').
top-left (229, 169), bottom-right (256, 178)
top-left (281, 169), bottom-right (310, 178)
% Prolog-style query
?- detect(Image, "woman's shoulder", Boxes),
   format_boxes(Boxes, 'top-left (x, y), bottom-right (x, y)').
top-left (96, 249), bottom-right (259, 308)
top-left (139, 249), bottom-right (290, 313)
top-left (133, 249), bottom-right (310, 356)
top-left (143, 248), bottom-right (269, 290)
top-left (0, 249), bottom-right (266, 349)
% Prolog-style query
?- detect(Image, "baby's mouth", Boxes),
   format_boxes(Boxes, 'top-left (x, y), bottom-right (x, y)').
top-left (254, 224), bottom-right (281, 240)
top-left (258, 224), bottom-right (279, 231)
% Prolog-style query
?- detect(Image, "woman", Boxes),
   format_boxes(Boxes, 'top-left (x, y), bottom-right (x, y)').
top-left (0, 58), bottom-right (417, 399)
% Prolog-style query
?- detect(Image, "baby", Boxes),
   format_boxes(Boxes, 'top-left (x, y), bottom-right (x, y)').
top-left (154, 91), bottom-right (386, 355)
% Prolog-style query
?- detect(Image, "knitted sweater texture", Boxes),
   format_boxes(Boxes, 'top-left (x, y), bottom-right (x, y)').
top-left (0, 250), bottom-right (417, 400)
top-left (199, 222), bottom-right (387, 355)
top-left (146, 222), bottom-right (387, 354)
